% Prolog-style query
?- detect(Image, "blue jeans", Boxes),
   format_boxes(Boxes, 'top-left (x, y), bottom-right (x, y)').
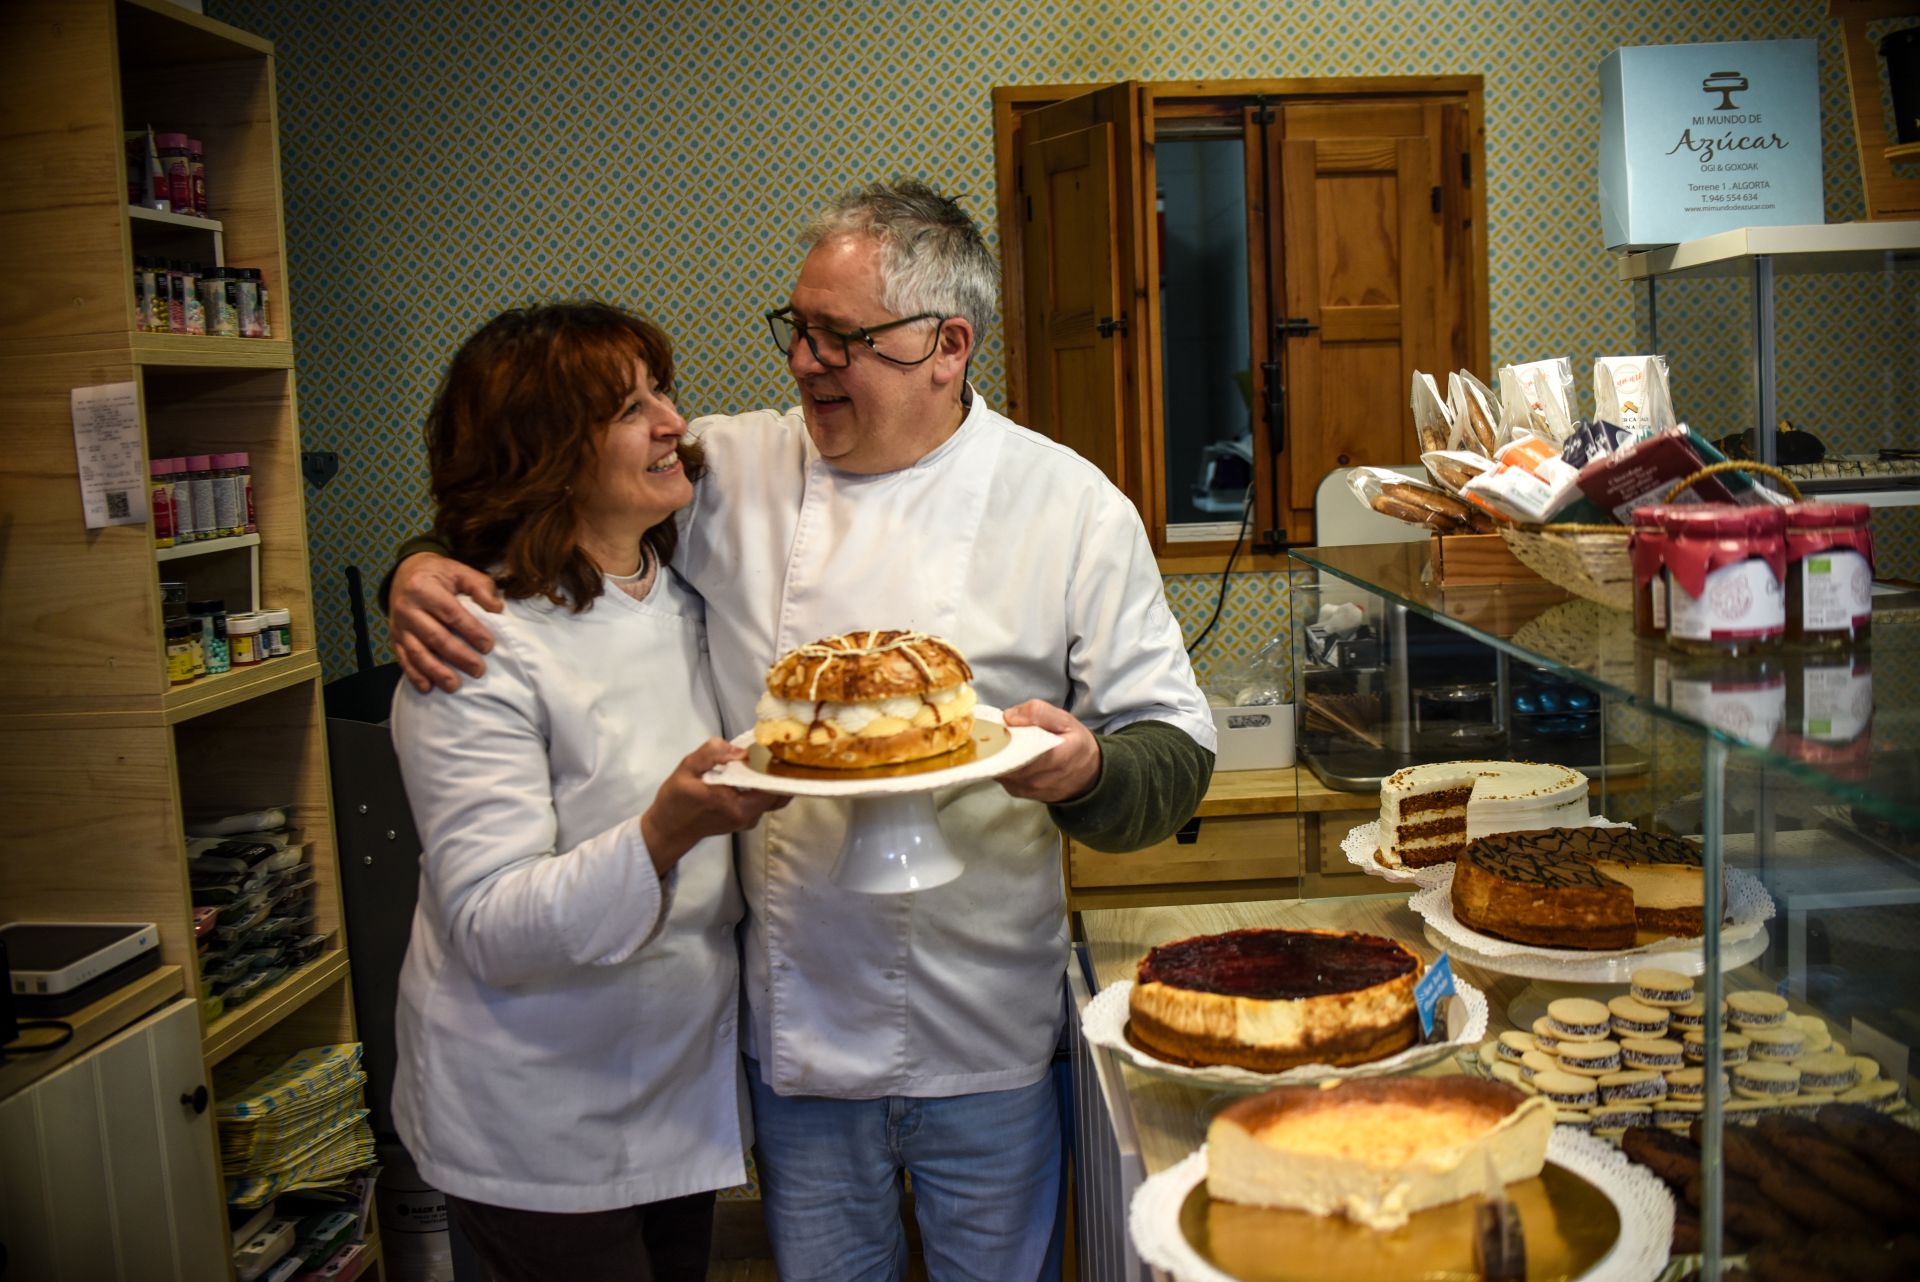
top-left (745, 1064), bottom-right (1061, 1282)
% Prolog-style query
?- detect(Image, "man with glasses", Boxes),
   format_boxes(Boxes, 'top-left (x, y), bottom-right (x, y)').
top-left (385, 177), bottom-right (1214, 1281)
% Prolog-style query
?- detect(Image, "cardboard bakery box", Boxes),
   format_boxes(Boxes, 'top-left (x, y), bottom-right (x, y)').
top-left (1210, 704), bottom-right (1295, 772)
top-left (1599, 39), bottom-right (1823, 250)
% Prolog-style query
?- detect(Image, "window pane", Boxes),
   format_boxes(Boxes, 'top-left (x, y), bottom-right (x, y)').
top-left (1159, 137), bottom-right (1253, 529)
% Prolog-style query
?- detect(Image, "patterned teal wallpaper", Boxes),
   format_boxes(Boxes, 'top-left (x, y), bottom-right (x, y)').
top-left (205, 0), bottom-right (1909, 688)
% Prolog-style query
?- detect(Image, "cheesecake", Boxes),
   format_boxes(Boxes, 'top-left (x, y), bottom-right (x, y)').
top-left (1127, 928), bottom-right (1421, 1072)
top-left (1206, 1077), bottom-right (1553, 1229)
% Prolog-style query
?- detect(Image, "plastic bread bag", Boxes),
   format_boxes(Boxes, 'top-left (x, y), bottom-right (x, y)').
top-left (1497, 358), bottom-right (1576, 447)
top-left (1446, 370), bottom-right (1501, 457)
top-left (1593, 355), bottom-right (1675, 442)
top-left (1411, 371), bottom-right (1454, 456)
top-left (1347, 465), bottom-right (1489, 533)
top-left (1462, 437), bottom-right (1584, 523)
top-left (1421, 449), bottom-right (1497, 497)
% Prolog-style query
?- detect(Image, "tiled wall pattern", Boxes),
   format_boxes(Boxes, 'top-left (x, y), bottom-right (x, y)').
top-left (206, 0), bottom-right (1910, 689)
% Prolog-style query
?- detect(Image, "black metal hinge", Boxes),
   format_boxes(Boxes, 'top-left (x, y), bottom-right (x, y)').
top-left (1096, 314), bottom-right (1128, 337)
top-left (1431, 185), bottom-right (1442, 214)
top-left (1461, 153), bottom-right (1472, 187)
top-left (1274, 316), bottom-right (1319, 338)
top-left (1262, 358), bottom-right (1285, 454)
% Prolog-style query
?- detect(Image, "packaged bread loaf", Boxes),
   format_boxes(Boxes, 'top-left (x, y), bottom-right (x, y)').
top-left (1447, 371), bottom-right (1501, 457)
top-left (1498, 358), bottom-right (1576, 447)
top-left (1594, 355), bottom-right (1675, 442)
top-left (1348, 466), bottom-right (1488, 533)
top-left (1411, 371), bottom-right (1454, 455)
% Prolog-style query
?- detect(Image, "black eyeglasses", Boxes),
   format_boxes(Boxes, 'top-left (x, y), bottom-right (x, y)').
top-left (766, 308), bottom-right (947, 369)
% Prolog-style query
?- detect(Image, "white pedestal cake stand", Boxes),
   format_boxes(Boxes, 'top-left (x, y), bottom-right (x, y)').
top-left (703, 706), bottom-right (1062, 894)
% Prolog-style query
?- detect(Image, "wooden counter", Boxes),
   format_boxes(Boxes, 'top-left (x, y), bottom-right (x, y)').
top-left (1063, 766), bottom-right (1379, 910)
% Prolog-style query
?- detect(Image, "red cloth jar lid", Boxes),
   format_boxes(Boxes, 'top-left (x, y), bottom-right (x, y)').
top-left (1657, 503), bottom-right (1785, 538)
top-left (1783, 501), bottom-right (1870, 528)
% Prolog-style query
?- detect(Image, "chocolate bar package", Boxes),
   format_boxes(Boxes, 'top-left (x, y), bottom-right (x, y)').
top-left (1574, 427), bottom-right (1759, 521)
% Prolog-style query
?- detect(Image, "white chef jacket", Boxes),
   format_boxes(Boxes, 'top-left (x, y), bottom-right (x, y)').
top-left (676, 392), bottom-right (1214, 1098)
top-left (388, 569), bottom-right (747, 1212)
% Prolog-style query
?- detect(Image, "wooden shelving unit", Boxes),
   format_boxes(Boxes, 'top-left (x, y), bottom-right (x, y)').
top-left (0, 2), bottom-right (374, 1275)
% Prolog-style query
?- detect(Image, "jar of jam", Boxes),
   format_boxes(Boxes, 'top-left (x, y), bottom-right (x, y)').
top-left (1629, 508), bottom-right (1668, 640)
top-left (1778, 650), bottom-right (1872, 779)
top-left (1783, 501), bottom-right (1873, 648)
top-left (1668, 651), bottom-right (1786, 749)
top-left (1659, 504), bottom-right (1786, 656)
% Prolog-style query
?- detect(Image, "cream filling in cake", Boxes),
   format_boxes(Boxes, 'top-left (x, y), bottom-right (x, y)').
top-left (753, 683), bottom-right (974, 746)
top-left (1378, 761), bottom-right (1588, 868)
top-left (1206, 1087), bottom-right (1552, 1230)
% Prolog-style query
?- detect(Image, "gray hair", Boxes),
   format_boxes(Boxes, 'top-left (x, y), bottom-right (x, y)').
top-left (802, 178), bottom-right (1000, 337)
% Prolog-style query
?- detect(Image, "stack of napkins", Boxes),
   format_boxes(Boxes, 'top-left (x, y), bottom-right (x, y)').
top-left (217, 1044), bottom-right (376, 1207)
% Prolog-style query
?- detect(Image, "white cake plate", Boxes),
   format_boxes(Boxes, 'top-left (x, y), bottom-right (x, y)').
top-left (703, 705), bottom-right (1062, 894)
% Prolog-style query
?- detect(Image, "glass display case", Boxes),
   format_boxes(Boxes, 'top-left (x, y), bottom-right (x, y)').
top-left (1288, 540), bottom-right (1919, 1278)
top-left (1075, 537), bottom-right (1912, 1282)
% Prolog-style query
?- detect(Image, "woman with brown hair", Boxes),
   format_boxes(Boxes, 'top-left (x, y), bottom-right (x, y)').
top-left (388, 301), bottom-right (785, 1282)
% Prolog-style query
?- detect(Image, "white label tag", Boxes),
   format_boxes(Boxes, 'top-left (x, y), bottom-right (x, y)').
top-left (1799, 550), bottom-right (1872, 631)
top-left (1668, 559), bottom-right (1784, 641)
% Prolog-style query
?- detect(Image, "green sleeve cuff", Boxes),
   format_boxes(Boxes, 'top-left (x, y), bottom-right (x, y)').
top-left (379, 531), bottom-right (455, 614)
top-left (1049, 720), bottom-right (1214, 853)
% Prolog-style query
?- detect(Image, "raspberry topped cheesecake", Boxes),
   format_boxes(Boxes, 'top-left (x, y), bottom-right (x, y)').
top-left (1127, 928), bottom-right (1423, 1071)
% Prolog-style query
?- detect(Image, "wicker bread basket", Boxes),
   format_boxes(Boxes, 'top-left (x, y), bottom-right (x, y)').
top-left (1497, 461), bottom-right (1803, 612)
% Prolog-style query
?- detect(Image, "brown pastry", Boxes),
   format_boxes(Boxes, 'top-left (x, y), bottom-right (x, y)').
top-left (1620, 1125), bottom-right (1700, 1188)
top-left (1747, 1233), bottom-right (1920, 1282)
top-left (1670, 1203), bottom-right (1701, 1255)
top-left (753, 630), bottom-right (976, 768)
top-left (1753, 1115), bottom-right (1914, 1225)
top-left (1814, 1104), bottom-right (1920, 1200)
top-left (1464, 390), bottom-right (1499, 454)
top-left (1688, 1171), bottom-right (1790, 1244)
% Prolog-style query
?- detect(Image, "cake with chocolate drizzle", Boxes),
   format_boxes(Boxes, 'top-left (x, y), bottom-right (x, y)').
top-left (1127, 927), bottom-right (1422, 1071)
top-left (1451, 827), bottom-right (1709, 950)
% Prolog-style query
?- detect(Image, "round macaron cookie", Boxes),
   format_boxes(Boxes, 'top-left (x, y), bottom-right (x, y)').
top-left (1795, 1053), bottom-right (1858, 1094)
top-left (1496, 1031), bottom-right (1537, 1062)
top-left (1535, 1069), bottom-right (1599, 1110)
top-left (1591, 1103), bottom-right (1653, 1135)
top-left (1557, 1040), bottom-right (1623, 1076)
top-left (1490, 1061), bottom-right (1525, 1087)
top-left (1598, 1069), bottom-right (1668, 1104)
top-left (1850, 1056), bottom-right (1881, 1083)
top-left (1667, 998), bottom-right (1709, 1034)
top-left (1683, 1030), bottom-right (1749, 1064)
top-left (1520, 1049), bottom-right (1559, 1083)
top-left (1630, 967), bottom-right (1695, 1009)
top-left (1664, 1067), bottom-right (1724, 1102)
top-left (1746, 1027), bottom-right (1807, 1062)
top-left (1553, 1109), bottom-right (1594, 1131)
top-left (1731, 1061), bottom-right (1801, 1100)
top-left (1654, 1100), bottom-right (1702, 1131)
top-left (1530, 1017), bottom-right (1563, 1054)
top-left (1727, 991), bottom-right (1790, 1030)
top-left (1620, 1037), bottom-right (1685, 1072)
top-left (1546, 998), bottom-right (1612, 1042)
top-left (1838, 1080), bottom-right (1902, 1110)
top-left (1608, 996), bottom-right (1671, 1040)
top-left (1786, 1015), bottom-right (1833, 1055)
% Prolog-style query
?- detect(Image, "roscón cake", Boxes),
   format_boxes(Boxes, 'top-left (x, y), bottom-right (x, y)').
top-left (1377, 760), bottom-right (1588, 868)
top-left (1127, 928), bottom-right (1421, 1072)
top-left (1206, 1077), bottom-right (1552, 1230)
top-left (752, 630), bottom-right (976, 768)
top-left (1450, 826), bottom-right (1710, 950)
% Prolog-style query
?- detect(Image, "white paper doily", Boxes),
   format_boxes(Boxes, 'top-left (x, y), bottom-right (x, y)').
top-left (1350, 814), bottom-right (1637, 887)
top-left (1082, 978), bottom-right (1488, 1090)
top-left (1130, 1127), bottom-right (1674, 1282)
top-left (701, 705), bottom-right (1061, 798)
top-left (1408, 866), bottom-right (1775, 982)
